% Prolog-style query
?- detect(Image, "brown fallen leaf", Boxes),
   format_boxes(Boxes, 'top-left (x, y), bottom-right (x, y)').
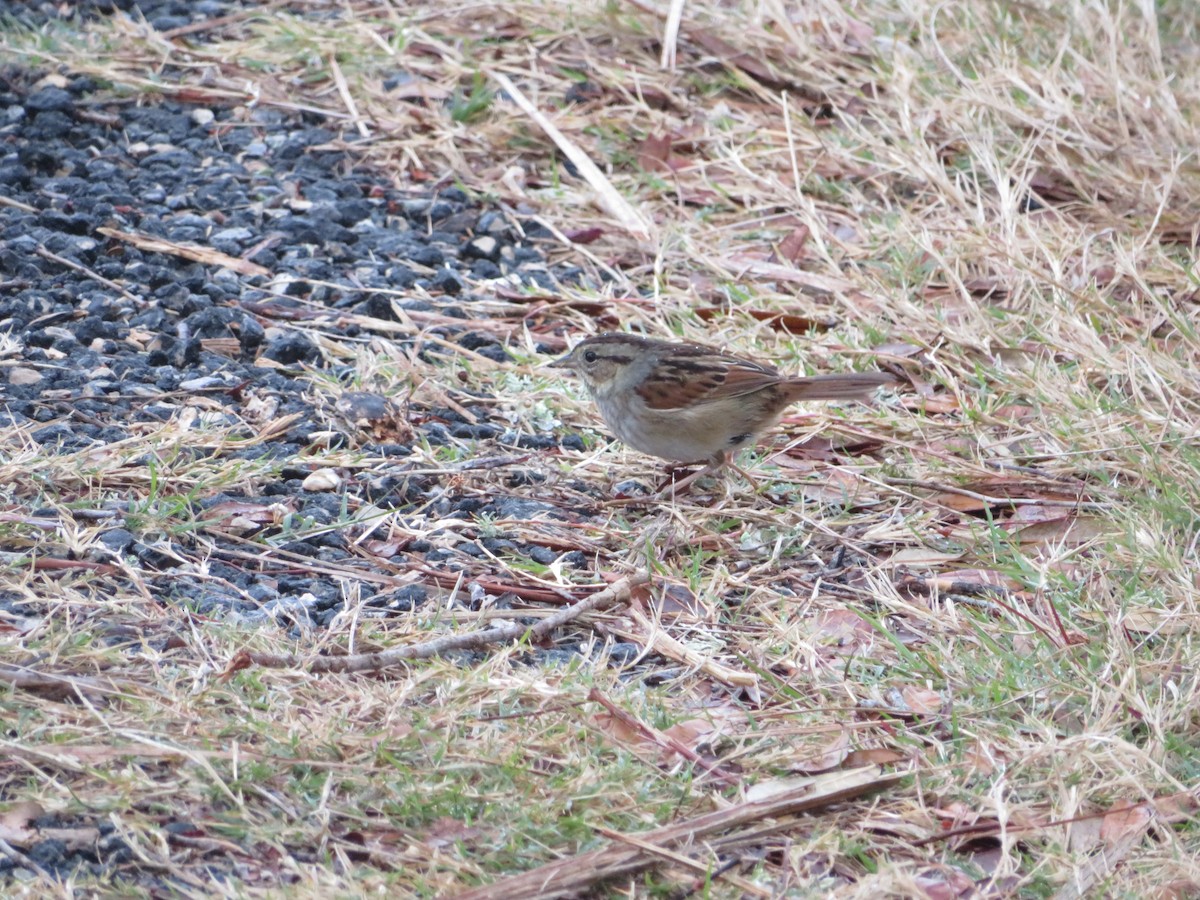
top-left (811, 608), bottom-right (875, 651)
top-left (898, 395), bottom-right (961, 414)
top-left (791, 728), bottom-right (849, 774)
top-left (0, 800), bottom-right (43, 844)
top-left (1076, 606), bottom-right (1193, 636)
top-left (694, 306), bottom-right (838, 334)
top-left (205, 500), bottom-right (292, 529)
top-left (661, 718), bottom-right (720, 753)
top-left (774, 224), bottom-right (811, 263)
top-left (565, 227), bottom-right (604, 244)
top-left (98, 226), bottom-right (269, 277)
top-left (654, 580), bottom-right (710, 621)
top-left (637, 133), bottom-right (683, 172)
top-left (898, 685), bottom-right (944, 715)
top-left (886, 547), bottom-right (965, 566)
top-left (1009, 515), bottom-right (1115, 545)
top-left (922, 477), bottom-right (1089, 513)
top-left (843, 747), bottom-right (909, 768)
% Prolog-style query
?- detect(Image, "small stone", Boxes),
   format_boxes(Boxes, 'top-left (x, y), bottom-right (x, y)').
top-left (463, 235), bottom-right (500, 262)
top-left (8, 367), bottom-right (42, 386)
top-left (26, 87), bottom-right (73, 113)
top-left (430, 268), bottom-right (464, 294)
top-left (179, 375), bottom-right (228, 391)
top-left (212, 226), bottom-right (253, 243)
top-left (302, 469), bottom-right (342, 492)
top-left (98, 529), bottom-right (136, 552)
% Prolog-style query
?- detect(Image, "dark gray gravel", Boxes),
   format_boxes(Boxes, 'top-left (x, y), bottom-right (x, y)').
top-left (0, 3), bottom-right (625, 886)
top-left (0, 56), bottom-right (585, 596)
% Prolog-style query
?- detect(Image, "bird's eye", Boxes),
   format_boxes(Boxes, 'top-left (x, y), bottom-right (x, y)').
top-left (583, 350), bottom-right (598, 363)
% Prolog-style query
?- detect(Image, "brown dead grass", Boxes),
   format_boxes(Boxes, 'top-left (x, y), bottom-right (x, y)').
top-left (3, 0), bottom-right (1200, 896)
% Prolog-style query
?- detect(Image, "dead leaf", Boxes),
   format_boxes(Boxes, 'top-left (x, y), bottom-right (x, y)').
top-left (843, 747), bottom-right (908, 768)
top-left (921, 478), bottom-right (1090, 513)
top-left (718, 253), bottom-right (856, 293)
top-left (871, 342), bottom-right (922, 359)
top-left (694, 306), bottom-right (838, 334)
top-left (636, 133), bottom-right (680, 172)
top-left (688, 30), bottom-right (791, 90)
top-left (98, 226), bottom-right (269, 277)
top-left (1155, 881), bottom-right (1200, 900)
top-left (792, 728), bottom-right (849, 773)
top-left (591, 711), bottom-right (648, 750)
top-left (565, 227), bottom-right (604, 244)
top-left (206, 500), bottom-right (291, 529)
top-left (0, 800), bottom-right (42, 843)
top-left (811, 608), bottom-right (875, 651)
top-left (386, 78), bottom-right (452, 102)
top-left (778, 436), bottom-right (836, 462)
top-left (1010, 515), bottom-right (1115, 545)
top-left (774, 224), bottom-right (811, 263)
top-left (912, 868), bottom-right (977, 900)
top-left (661, 718), bottom-right (718, 752)
top-left (423, 816), bottom-right (483, 848)
top-left (891, 685), bottom-right (944, 715)
top-left (362, 538), bottom-right (411, 558)
top-left (1099, 802), bottom-right (1153, 848)
top-left (1077, 606), bottom-right (1192, 636)
top-left (654, 581), bottom-right (709, 620)
top-left (887, 547), bottom-right (965, 566)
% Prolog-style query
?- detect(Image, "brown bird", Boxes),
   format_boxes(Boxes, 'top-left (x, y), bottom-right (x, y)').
top-left (550, 333), bottom-right (892, 484)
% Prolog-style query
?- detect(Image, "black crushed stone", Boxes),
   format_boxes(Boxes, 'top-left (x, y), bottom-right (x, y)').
top-left (0, 55), bottom-right (609, 648)
top-left (0, 7), bottom-right (644, 893)
top-left (4, 0), bottom-right (235, 31)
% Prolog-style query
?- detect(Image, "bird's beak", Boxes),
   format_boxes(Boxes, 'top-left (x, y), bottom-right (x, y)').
top-left (546, 352), bottom-right (573, 370)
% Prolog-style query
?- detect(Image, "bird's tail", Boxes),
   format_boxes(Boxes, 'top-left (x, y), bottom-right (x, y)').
top-left (781, 372), bottom-right (895, 402)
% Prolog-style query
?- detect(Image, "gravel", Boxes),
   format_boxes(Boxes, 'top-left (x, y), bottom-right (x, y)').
top-left (0, 39), bottom-right (598, 631)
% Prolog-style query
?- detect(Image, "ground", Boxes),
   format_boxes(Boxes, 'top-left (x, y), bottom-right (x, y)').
top-left (1, 0), bottom-right (1198, 897)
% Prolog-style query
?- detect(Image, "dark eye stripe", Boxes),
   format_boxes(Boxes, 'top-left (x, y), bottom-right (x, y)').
top-left (662, 360), bottom-right (727, 377)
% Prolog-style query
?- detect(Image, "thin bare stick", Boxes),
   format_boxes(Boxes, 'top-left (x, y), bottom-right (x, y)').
top-left (97, 227), bottom-right (270, 277)
top-left (450, 766), bottom-right (904, 900)
top-left (329, 54), bottom-right (370, 138)
top-left (0, 194), bottom-right (37, 213)
top-left (227, 573), bottom-right (648, 675)
top-left (488, 70), bottom-right (654, 241)
top-left (588, 687), bottom-right (738, 784)
top-left (661, 0), bottom-right (687, 69)
top-left (36, 245), bottom-right (144, 305)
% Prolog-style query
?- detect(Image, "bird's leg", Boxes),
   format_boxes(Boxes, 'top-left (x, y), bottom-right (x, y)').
top-left (654, 451), bottom-right (728, 498)
top-left (723, 455), bottom-right (759, 489)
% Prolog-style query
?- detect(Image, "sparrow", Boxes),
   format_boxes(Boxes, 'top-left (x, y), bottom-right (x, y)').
top-left (550, 333), bottom-right (892, 481)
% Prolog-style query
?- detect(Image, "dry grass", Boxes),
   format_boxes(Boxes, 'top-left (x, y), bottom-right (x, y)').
top-left (3, 0), bottom-right (1200, 896)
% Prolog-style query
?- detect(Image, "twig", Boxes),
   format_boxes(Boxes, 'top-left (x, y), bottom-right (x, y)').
top-left (487, 70), bottom-right (654, 241)
top-left (591, 826), bottom-right (770, 898)
top-left (0, 194), bottom-right (37, 213)
top-left (35, 245), bottom-right (144, 305)
top-left (0, 839), bottom-right (48, 880)
top-left (0, 664), bottom-right (135, 702)
top-left (225, 573), bottom-right (648, 675)
top-left (158, 0), bottom-right (292, 39)
top-left (881, 477), bottom-right (1109, 510)
top-left (97, 227), bottom-right (269, 277)
top-left (329, 54), bottom-right (370, 138)
top-left (449, 766), bottom-right (904, 900)
top-left (588, 688), bottom-right (739, 784)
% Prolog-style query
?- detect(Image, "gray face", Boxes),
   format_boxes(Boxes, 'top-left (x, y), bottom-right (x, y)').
top-left (550, 337), bottom-right (640, 394)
